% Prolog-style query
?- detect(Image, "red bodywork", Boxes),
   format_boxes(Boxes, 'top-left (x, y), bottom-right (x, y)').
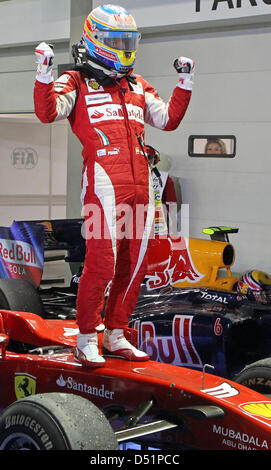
top-left (1, 308), bottom-right (271, 450)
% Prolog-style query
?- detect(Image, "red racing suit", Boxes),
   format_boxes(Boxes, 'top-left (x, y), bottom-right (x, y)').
top-left (34, 70), bottom-right (191, 333)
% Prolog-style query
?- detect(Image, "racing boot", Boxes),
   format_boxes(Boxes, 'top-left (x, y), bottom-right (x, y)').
top-left (75, 332), bottom-right (106, 367)
top-left (102, 328), bottom-right (149, 361)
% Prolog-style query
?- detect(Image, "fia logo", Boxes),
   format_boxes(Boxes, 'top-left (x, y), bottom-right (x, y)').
top-left (11, 148), bottom-right (38, 169)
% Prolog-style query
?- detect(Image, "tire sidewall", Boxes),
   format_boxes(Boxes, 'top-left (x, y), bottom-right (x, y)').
top-left (235, 360), bottom-right (271, 395)
top-left (0, 401), bottom-right (70, 450)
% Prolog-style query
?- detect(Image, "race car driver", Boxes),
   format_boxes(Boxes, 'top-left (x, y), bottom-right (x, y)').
top-left (237, 270), bottom-right (271, 304)
top-left (34, 4), bottom-right (194, 367)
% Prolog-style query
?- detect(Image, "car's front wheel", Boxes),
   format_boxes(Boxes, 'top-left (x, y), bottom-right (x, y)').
top-left (0, 393), bottom-right (118, 450)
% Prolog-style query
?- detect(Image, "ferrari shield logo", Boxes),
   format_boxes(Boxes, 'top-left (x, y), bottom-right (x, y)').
top-left (14, 373), bottom-right (36, 400)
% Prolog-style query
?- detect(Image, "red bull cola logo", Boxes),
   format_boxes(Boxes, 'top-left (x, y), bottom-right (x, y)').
top-left (0, 238), bottom-right (42, 286)
top-left (0, 239), bottom-right (37, 266)
top-left (146, 235), bottom-right (204, 290)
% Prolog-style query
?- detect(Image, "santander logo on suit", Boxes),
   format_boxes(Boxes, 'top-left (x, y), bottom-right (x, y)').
top-left (88, 103), bottom-right (144, 124)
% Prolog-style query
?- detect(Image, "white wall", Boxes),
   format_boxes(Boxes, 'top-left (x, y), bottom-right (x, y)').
top-left (0, 0), bottom-right (71, 113)
top-left (0, 0), bottom-right (71, 47)
top-left (134, 25), bottom-right (271, 275)
top-left (0, 0), bottom-right (71, 225)
top-left (0, 115), bottom-right (68, 225)
top-left (93, 0), bottom-right (271, 30)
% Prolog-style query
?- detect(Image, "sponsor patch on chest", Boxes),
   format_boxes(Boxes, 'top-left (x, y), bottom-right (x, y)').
top-left (85, 78), bottom-right (105, 93)
top-left (97, 147), bottom-right (120, 157)
top-left (85, 93), bottom-right (113, 105)
top-left (87, 103), bottom-right (144, 124)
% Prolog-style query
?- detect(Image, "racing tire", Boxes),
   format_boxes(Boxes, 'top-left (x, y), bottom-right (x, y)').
top-left (0, 278), bottom-right (43, 316)
top-left (234, 358), bottom-right (271, 396)
top-left (0, 393), bottom-right (119, 450)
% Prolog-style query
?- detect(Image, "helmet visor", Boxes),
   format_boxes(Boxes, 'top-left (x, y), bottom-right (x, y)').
top-left (96, 30), bottom-right (141, 52)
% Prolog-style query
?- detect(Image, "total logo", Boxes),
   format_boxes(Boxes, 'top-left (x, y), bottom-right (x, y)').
top-left (56, 374), bottom-right (115, 400)
top-left (88, 104), bottom-right (144, 124)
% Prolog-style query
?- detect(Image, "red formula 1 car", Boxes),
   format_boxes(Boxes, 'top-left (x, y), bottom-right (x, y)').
top-left (0, 308), bottom-right (271, 451)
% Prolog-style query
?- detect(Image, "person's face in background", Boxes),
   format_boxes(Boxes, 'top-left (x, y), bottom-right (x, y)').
top-left (206, 142), bottom-right (222, 154)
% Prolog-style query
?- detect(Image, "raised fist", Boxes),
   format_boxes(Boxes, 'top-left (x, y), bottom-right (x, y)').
top-left (174, 57), bottom-right (195, 91)
top-left (174, 57), bottom-right (195, 74)
top-left (35, 42), bottom-right (54, 75)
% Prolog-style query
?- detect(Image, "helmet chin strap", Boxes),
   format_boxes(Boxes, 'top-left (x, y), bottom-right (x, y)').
top-left (72, 39), bottom-right (136, 86)
top-left (86, 57), bottom-right (126, 79)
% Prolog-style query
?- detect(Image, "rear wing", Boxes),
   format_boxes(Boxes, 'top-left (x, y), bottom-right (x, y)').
top-left (203, 226), bottom-right (239, 242)
top-left (0, 220), bottom-right (44, 287)
top-left (35, 218), bottom-right (85, 262)
top-left (0, 218), bottom-right (86, 288)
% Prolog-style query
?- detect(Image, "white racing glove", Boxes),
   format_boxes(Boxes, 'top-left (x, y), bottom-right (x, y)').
top-left (174, 57), bottom-right (195, 91)
top-left (35, 42), bottom-right (54, 84)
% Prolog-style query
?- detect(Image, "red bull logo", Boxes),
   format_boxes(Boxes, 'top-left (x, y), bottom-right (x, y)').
top-left (146, 236), bottom-right (204, 290)
top-left (0, 239), bottom-right (37, 266)
top-left (134, 315), bottom-right (202, 367)
top-left (0, 238), bottom-right (42, 286)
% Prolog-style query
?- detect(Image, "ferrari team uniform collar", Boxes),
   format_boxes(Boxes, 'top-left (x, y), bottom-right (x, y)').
top-left (73, 58), bottom-right (137, 88)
